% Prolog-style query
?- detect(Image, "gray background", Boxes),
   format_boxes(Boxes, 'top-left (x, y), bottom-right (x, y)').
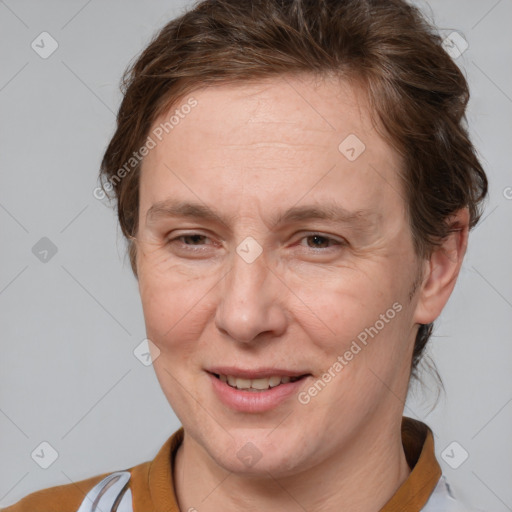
top-left (0, 0), bottom-right (511, 510)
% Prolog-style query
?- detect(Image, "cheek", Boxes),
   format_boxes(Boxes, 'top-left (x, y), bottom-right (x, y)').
top-left (138, 263), bottom-right (214, 355)
top-left (291, 267), bottom-right (414, 401)
top-left (288, 265), bottom-right (398, 350)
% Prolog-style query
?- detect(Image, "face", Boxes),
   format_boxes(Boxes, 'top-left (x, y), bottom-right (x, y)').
top-left (135, 74), bottom-right (424, 476)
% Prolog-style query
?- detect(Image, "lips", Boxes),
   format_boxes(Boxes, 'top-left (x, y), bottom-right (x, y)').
top-left (207, 368), bottom-right (311, 413)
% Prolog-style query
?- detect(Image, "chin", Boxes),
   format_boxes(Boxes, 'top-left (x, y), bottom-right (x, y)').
top-left (200, 425), bottom-right (313, 477)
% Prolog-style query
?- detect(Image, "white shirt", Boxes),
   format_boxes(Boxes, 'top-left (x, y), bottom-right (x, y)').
top-left (422, 475), bottom-right (485, 512)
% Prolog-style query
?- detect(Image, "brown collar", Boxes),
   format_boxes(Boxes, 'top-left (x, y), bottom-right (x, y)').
top-left (380, 417), bottom-right (442, 511)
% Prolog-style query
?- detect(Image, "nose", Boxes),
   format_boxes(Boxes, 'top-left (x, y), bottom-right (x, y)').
top-left (214, 247), bottom-right (287, 344)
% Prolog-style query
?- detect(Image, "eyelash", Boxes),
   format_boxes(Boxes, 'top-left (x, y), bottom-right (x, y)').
top-left (167, 232), bottom-right (346, 253)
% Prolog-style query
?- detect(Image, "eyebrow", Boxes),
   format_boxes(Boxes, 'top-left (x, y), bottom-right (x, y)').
top-left (145, 199), bottom-right (379, 231)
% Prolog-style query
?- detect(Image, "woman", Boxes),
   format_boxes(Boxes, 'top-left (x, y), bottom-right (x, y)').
top-left (2, 0), bottom-right (488, 510)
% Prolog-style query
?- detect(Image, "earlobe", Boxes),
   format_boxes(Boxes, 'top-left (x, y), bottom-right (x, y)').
top-left (413, 208), bottom-right (470, 325)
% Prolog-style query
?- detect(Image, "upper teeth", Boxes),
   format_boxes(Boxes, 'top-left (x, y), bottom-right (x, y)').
top-left (219, 374), bottom-right (296, 390)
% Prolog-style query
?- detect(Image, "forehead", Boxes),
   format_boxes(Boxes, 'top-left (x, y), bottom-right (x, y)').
top-left (152, 74), bottom-right (386, 151)
top-left (140, 74), bottom-right (405, 224)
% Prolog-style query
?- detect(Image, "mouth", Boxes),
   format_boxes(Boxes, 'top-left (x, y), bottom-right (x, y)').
top-left (206, 368), bottom-right (312, 412)
top-left (210, 372), bottom-right (307, 392)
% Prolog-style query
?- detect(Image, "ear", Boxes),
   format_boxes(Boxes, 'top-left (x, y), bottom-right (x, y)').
top-left (413, 208), bottom-right (469, 325)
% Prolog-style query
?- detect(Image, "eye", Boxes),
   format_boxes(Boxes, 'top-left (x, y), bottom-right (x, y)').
top-left (298, 233), bottom-right (346, 250)
top-left (166, 232), bottom-right (218, 255)
top-left (175, 233), bottom-right (210, 246)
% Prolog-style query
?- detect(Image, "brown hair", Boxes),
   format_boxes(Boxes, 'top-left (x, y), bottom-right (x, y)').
top-left (100, 0), bottom-right (488, 379)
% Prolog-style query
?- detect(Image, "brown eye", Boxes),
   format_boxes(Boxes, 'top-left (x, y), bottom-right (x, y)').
top-left (300, 234), bottom-right (343, 249)
top-left (166, 232), bottom-right (218, 257)
top-left (180, 234), bottom-right (208, 245)
top-left (306, 235), bottom-right (331, 248)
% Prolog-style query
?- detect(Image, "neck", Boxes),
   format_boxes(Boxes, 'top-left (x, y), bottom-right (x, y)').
top-left (173, 416), bottom-right (411, 512)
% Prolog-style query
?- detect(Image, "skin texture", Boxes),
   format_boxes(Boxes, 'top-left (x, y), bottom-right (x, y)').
top-left (135, 74), bottom-right (469, 511)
